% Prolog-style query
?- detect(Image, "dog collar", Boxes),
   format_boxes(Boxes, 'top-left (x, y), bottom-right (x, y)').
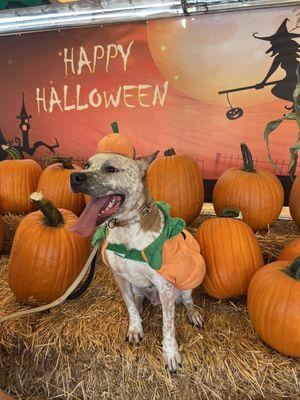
top-left (107, 201), bottom-right (154, 228)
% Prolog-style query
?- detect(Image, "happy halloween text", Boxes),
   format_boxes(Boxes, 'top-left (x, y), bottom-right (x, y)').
top-left (35, 42), bottom-right (169, 113)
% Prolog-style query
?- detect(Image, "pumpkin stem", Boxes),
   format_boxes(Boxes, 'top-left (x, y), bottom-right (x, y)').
top-left (240, 143), bottom-right (256, 173)
top-left (30, 192), bottom-right (64, 227)
top-left (46, 156), bottom-right (74, 169)
top-left (284, 256), bottom-right (300, 280)
top-left (219, 208), bottom-right (242, 218)
top-left (164, 148), bottom-right (176, 156)
top-left (111, 121), bottom-right (119, 134)
top-left (1, 144), bottom-right (23, 160)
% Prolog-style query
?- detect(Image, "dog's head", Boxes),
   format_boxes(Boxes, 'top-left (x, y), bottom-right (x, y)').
top-left (69, 151), bottom-right (158, 237)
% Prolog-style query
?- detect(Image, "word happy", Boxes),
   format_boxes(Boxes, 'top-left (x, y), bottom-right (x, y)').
top-left (35, 41), bottom-right (169, 113)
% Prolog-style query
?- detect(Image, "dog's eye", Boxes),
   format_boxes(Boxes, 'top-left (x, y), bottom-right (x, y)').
top-left (84, 163), bottom-right (90, 170)
top-left (105, 166), bottom-right (119, 173)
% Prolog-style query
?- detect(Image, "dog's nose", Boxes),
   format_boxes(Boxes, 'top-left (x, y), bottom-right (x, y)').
top-left (70, 172), bottom-right (87, 187)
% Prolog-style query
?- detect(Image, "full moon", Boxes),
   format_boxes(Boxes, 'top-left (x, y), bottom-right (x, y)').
top-left (147, 8), bottom-right (299, 106)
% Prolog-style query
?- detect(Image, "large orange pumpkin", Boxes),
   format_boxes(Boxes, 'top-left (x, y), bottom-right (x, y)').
top-left (289, 174), bottom-right (300, 227)
top-left (147, 148), bottom-right (204, 224)
top-left (277, 237), bottom-right (300, 261)
top-left (0, 145), bottom-right (42, 214)
top-left (247, 257), bottom-right (300, 357)
top-left (37, 156), bottom-right (85, 216)
top-left (97, 121), bottom-right (135, 158)
top-left (194, 210), bottom-right (264, 298)
top-left (8, 192), bottom-right (90, 305)
top-left (213, 143), bottom-right (284, 231)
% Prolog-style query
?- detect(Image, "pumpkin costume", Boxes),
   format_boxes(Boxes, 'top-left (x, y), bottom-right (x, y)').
top-left (92, 202), bottom-right (206, 290)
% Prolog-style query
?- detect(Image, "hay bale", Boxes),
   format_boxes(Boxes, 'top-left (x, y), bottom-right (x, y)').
top-left (2, 214), bottom-right (24, 255)
top-left (256, 219), bottom-right (300, 262)
top-left (0, 215), bottom-right (299, 399)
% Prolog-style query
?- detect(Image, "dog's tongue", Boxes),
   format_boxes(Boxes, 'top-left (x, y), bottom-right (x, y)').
top-left (70, 197), bottom-right (109, 237)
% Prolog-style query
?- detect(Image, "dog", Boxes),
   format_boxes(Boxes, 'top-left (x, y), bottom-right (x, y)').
top-left (70, 152), bottom-right (205, 372)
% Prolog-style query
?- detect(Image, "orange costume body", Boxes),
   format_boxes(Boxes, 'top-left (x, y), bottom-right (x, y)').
top-left (92, 202), bottom-right (206, 290)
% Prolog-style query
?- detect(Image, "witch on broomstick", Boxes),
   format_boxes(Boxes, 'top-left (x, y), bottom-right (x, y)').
top-left (254, 18), bottom-right (300, 105)
top-left (219, 18), bottom-right (300, 119)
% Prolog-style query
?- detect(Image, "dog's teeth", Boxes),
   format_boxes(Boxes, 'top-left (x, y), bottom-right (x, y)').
top-left (106, 200), bottom-right (116, 210)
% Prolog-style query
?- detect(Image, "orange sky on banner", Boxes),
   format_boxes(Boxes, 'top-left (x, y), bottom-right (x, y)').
top-left (0, 6), bottom-right (299, 179)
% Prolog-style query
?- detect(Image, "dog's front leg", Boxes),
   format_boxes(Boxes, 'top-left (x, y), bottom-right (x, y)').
top-left (113, 273), bottom-right (144, 344)
top-left (157, 281), bottom-right (182, 372)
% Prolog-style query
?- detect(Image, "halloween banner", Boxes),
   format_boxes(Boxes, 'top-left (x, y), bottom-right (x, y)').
top-left (0, 5), bottom-right (299, 179)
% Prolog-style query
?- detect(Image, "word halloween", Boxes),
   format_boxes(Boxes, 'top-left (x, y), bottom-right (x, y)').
top-left (36, 41), bottom-right (169, 113)
top-left (36, 82), bottom-right (169, 113)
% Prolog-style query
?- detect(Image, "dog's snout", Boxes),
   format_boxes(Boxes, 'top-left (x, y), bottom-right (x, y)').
top-left (70, 172), bottom-right (86, 187)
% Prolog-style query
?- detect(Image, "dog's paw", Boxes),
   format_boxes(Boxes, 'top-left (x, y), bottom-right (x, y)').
top-left (186, 309), bottom-right (203, 328)
top-left (126, 324), bottom-right (144, 344)
top-left (163, 345), bottom-right (182, 373)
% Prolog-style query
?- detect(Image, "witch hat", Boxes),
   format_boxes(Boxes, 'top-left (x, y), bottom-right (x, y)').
top-left (253, 18), bottom-right (300, 41)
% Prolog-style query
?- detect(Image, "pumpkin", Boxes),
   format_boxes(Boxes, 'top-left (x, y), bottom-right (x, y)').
top-left (247, 256), bottom-right (300, 357)
top-left (0, 391), bottom-right (15, 400)
top-left (213, 143), bottom-right (284, 231)
top-left (97, 121), bottom-right (135, 158)
top-left (0, 145), bottom-right (42, 214)
top-left (8, 192), bottom-right (90, 305)
top-left (37, 156), bottom-right (85, 216)
top-left (84, 194), bottom-right (90, 205)
top-left (277, 237), bottom-right (300, 261)
top-left (289, 174), bottom-right (300, 227)
top-left (194, 209), bottom-right (264, 298)
top-left (147, 148), bottom-right (204, 224)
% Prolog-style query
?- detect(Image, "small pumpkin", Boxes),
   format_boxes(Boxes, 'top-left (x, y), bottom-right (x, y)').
top-left (0, 145), bottom-right (42, 214)
top-left (247, 256), bottom-right (300, 357)
top-left (97, 121), bottom-right (135, 158)
top-left (277, 237), bottom-right (300, 261)
top-left (213, 143), bottom-right (284, 231)
top-left (289, 174), bottom-right (300, 227)
top-left (147, 148), bottom-right (204, 224)
top-left (8, 192), bottom-right (90, 305)
top-left (194, 209), bottom-right (264, 299)
top-left (37, 156), bottom-right (85, 216)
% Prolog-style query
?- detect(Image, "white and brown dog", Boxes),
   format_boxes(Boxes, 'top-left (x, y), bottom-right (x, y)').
top-left (70, 152), bottom-right (205, 372)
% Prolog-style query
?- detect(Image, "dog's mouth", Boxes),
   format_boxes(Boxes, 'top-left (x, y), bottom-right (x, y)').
top-left (70, 194), bottom-right (124, 237)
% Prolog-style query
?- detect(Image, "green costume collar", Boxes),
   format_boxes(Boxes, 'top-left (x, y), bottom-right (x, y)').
top-left (92, 201), bottom-right (185, 270)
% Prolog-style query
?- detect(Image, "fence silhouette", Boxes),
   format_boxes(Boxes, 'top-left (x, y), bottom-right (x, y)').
top-left (37, 156), bottom-right (206, 174)
top-left (35, 153), bottom-right (293, 177)
top-left (215, 152), bottom-right (293, 176)
top-left (36, 157), bottom-right (87, 169)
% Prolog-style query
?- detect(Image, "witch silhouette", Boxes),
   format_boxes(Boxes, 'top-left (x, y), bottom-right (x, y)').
top-left (254, 18), bottom-right (300, 104)
top-left (218, 18), bottom-right (300, 119)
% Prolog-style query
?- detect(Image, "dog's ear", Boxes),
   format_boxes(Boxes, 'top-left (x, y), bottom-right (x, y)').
top-left (135, 151), bottom-right (159, 177)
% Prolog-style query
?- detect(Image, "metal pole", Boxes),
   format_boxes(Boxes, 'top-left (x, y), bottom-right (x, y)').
top-left (0, 0), bottom-right (299, 36)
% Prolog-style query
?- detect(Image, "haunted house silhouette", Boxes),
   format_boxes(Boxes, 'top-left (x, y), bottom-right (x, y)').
top-left (253, 18), bottom-right (300, 104)
top-left (0, 94), bottom-right (59, 160)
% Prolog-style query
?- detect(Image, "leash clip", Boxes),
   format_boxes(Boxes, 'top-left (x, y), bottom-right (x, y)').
top-left (108, 218), bottom-right (116, 229)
